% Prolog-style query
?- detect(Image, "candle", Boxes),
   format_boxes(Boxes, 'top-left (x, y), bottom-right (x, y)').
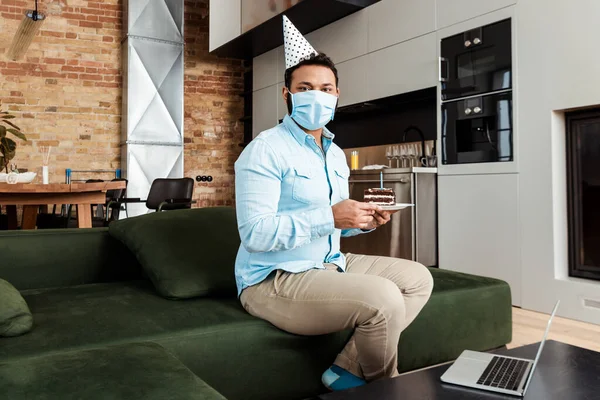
top-left (380, 171), bottom-right (383, 189)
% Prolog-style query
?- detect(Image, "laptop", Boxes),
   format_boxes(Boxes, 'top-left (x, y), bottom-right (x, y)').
top-left (441, 300), bottom-right (560, 397)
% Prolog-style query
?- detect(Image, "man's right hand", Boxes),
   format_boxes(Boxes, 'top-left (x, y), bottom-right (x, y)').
top-left (332, 199), bottom-right (381, 230)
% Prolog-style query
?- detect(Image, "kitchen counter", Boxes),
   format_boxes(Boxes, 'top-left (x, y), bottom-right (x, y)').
top-left (350, 167), bottom-right (438, 175)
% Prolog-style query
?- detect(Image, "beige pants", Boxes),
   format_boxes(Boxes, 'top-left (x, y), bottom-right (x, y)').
top-left (239, 253), bottom-right (434, 381)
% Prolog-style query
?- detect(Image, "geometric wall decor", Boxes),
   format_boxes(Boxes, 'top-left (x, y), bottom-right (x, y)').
top-left (121, 0), bottom-right (185, 216)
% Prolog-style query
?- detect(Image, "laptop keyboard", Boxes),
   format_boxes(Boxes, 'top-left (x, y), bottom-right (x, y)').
top-left (477, 356), bottom-right (530, 391)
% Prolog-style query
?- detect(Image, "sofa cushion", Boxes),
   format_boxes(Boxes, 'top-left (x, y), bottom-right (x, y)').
top-left (0, 279), bottom-right (32, 337)
top-left (109, 207), bottom-right (240, 299)
top-left (0, 342), bottom-right (226, 400)
top-left (0, 228), bottom-right (142, 291)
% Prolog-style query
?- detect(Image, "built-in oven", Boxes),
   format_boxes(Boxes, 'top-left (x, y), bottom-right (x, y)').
top-left (441, 91), bottom-right (513, 165)
top-left (440, 18), bottom-right (512, 101)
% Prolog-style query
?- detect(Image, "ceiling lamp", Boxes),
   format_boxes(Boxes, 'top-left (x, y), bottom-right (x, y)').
top-left (6, 0), bottom-right (45, 61)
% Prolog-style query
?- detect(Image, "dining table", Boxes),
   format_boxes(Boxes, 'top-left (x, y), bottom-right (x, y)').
top-left (0, 181), bottom-right (127, 229)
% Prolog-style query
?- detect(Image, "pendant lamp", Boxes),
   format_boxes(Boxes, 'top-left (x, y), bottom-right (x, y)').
top-left (6, 0), bottom-right (45, 61)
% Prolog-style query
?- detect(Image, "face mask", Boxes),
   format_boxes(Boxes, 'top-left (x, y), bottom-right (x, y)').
top-left (287, 89), bottom-right (338, 130)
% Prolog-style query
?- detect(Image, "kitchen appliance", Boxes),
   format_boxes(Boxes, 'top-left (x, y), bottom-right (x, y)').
top-left (440, 18), bottom-right (513, 165)
top-left (441, 91), bottom-right (513, 164)
top-left (340, 168), bottom-right (437, 267)
top-left (440, 18), bottom-right (512, 101)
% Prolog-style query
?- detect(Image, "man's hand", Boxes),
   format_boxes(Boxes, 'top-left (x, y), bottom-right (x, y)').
top-left (363, 209), bottom-right (398, 230)
top-left (332, 200), bottom-right (381, 230)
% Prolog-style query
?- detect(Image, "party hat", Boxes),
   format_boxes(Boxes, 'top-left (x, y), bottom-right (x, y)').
top-left (283, 15), bottom-right (318, 70)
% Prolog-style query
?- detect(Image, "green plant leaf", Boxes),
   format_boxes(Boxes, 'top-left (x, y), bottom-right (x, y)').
top-left (0, 137), bottom-right (16, 164)
top-left (0, 146), bottom-right (15, 162)
top-left (1, 137), bottom-right (17, 152)
top-left (0, 125), bottom-right (5, 138)
top-left (2, 115), bottom-right (15, 119)
top-left (2, 119), bottom-right (21, 130)
top-left (7, 129), bottom-right (26, 141)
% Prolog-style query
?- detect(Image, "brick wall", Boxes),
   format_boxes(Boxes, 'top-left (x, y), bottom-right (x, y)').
top-left (0, 0), bottom-right (244, 207)
top-left (183, 1), bottom-right (244, 207)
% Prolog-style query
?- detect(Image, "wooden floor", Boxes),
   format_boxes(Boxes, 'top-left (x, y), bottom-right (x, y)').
top-left (509, 307), bottom-right (600, 352)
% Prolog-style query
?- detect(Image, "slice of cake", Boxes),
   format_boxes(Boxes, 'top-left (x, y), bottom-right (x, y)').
top-left (364, 188), bottom-right (396, 205)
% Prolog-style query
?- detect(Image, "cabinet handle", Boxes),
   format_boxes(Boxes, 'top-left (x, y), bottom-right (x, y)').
top-left (399, 178), bottom-right (410, 183)
top-left (439, 57), bottom-right (449, 82)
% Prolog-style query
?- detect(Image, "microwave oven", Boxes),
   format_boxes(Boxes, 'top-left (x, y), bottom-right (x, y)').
top-left (440, 18), bottom-right (512, 101)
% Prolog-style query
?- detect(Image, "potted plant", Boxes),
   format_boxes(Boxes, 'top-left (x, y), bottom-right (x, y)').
top-left (0, 109), bottom-right (27, 174)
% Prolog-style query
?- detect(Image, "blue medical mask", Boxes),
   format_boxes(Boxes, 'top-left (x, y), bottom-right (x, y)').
top-left (287, 89), bottom-right (338, 130)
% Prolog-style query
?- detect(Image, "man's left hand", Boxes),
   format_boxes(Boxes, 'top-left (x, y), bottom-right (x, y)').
top-left (364, 209), bottom-right (398, 230)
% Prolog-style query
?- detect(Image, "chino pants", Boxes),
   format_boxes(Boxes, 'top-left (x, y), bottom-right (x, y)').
top-left (239, 253), bottom-right (434, 381)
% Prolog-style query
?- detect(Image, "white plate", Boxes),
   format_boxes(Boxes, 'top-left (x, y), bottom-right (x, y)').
top-left (0, 172), bottom-right (37, 183)
top-left (379, 203), bottom-right (414, 211)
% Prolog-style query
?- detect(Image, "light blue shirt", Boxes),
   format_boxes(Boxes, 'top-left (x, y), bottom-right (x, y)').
top-left (234, 115), bottom-right (370, 296)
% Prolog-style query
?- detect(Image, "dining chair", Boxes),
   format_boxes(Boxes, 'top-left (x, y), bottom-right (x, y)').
top-left (116, 178), bottom-right (196, 213)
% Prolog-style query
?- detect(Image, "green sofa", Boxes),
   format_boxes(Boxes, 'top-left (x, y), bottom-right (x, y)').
top-left (0, 207), bottom-right (512, 400)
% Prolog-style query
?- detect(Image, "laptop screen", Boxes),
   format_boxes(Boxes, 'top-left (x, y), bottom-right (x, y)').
top-left (522, 300), bottom-right (560, 394)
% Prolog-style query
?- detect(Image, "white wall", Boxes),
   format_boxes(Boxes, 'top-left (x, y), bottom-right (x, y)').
top-left (516, 0), bottom-right (600, 324)
top-left (209, 0), bottom-right (241, 52)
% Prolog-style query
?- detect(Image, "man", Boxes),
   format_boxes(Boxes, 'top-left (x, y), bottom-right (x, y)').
top-left (234, 16), bottom-right (433, 391)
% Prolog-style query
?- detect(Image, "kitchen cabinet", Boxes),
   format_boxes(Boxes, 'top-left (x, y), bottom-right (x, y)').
top-left (436, 0), bottom-right (517, 30)
top-left (438, 173), bottom-right (521, 305)
top-left (336, 55), bottom-right (369, 107)
top-left (252, 85), bottom-right (279, 138)
top-left (367, 33), bottom-right (437, 101)
top-left (304, 10), bottom-right (369, 64)
top-left (367, 0), bottom-right (436, 52)
top-left (253, 48), bottom-right (279, 91)
top-left (209, 0), bottom-right (241, 52)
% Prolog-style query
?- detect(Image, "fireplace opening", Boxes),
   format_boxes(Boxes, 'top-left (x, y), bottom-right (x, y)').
top-left (567, 108), bottom-right (600, 281)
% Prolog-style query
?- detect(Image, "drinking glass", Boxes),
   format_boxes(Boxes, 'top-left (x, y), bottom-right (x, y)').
top-left (392, 145), bottom-right (400, 168)
top-left (408, 144), bottom-right (417, 167)
top-left (399, 145), bottom-right (407, 168)
top-left (386, 146), bottom-right (393, 167)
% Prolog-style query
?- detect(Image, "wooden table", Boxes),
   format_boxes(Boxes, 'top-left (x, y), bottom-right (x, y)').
top-left (0, 182), bottom-right (126, 229)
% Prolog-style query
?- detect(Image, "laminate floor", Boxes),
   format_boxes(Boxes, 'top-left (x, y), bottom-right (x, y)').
top-left (509, 307), bottom-right (600, 352)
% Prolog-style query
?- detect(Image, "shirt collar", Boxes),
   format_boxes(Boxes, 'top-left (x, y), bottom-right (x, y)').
top-left (283, 115), bottom-right (335, 147)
